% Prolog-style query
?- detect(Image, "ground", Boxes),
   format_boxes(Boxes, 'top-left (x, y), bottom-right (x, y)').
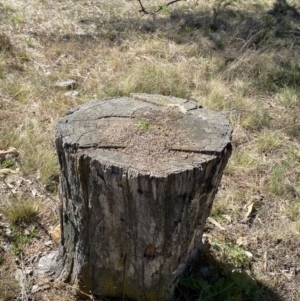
top-left (0, 0), bottom-right (300, 300)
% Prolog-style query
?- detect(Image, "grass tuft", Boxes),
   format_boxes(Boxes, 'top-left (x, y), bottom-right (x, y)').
top-left (0, 198), bottom-right (39, 225)
top-left (256, 131), bottom-right (282, 154)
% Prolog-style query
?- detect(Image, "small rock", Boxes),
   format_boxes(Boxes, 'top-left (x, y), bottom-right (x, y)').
top-left (31, 188), bottom-right (38, 197)
top-left (1, 241), bottom-right (10, 251)
top-left (45, 240), bottom-right (53, 247)
top-left (36, 251), bottom-right (58, 276)
top-left (31, 284), bottom-right (40, 293)
top-left (5, 228), bottom-right (12, 236)
top-left (25, 267), bottom-right (33, 275)
top-left (55, 79), bottom-right (78, 90)
top-left (0, 221), bottom-right (8, 227)
top-left (15, 269), bottom-right (23, 282)
top-left (244, 250), bottom-right (253, 258)
top-left (64, 90), bottom-right (79, 97)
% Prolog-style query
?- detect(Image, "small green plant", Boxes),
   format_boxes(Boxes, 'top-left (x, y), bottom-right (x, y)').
top-left (137, 121), bottom-right (150, 130)
top-left (210, 241), bottom-right (251, 269)
top-left (185, 26), bottom-right (193, 33)
top-left (179, 271), bottom-right (263, 301)
top-left (12, 16), bottom-right (24, 25)
top-left (159, 4), bottom-right (169, 14)
top-left (0, 159), bottom-right (15, 168)
top-left (162, 130), bottom-right (168, 136)
top-left (17, 51), bottom-right (30, 63)
top-left (9, 224), bottom-right (39, 256)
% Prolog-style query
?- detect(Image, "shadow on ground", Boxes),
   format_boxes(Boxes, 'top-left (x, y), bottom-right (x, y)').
top-left (173, 247), bottom-right (283, 301)
top-left (89, 246), bottom-right (284, 301)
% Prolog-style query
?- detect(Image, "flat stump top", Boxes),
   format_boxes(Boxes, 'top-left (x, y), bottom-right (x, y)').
top-left (56, 93), bottom-right (232, 176)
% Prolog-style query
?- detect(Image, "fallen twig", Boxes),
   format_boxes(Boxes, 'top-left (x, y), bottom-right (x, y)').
top-left (137, 0), bottom-right (186, 14)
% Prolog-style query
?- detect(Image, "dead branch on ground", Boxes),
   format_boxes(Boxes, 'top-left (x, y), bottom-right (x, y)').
top-left (137, 0), bottom-right (186, 15)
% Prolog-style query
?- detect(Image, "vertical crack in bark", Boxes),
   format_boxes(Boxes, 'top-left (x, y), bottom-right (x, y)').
top-left (122, 253), bottom-right (127, 301)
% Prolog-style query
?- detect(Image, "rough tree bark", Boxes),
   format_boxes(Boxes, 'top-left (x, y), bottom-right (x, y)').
top-left (53, 93), bottom-right (232, 301)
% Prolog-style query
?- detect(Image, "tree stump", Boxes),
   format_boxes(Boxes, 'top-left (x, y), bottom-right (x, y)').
top-left (53, 93), bottom-right (232, 301)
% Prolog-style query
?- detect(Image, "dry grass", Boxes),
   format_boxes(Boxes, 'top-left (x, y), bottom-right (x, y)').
top-left (0, 0), bottom-right (300, 300)
top-left (0, 198), bottom-right (39, 225)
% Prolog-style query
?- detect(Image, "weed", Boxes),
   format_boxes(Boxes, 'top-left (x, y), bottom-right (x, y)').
top-left (137, 121), bottom-right (150, 130)
top-left (211, 241), bottom-right (251, 269)
top-left (8, 224), bottom-right (39, 256)
top-left (185, 26), bottom-right (193, 33)
top-left (158, 4), bottom-right (169, 14)
top-left (17, 50), bottom-right (30, 62)
top-left (12, 16), bottom-right (24, 25)
top-left (0, 159), bottom-right (15, 168)
top-left (179, 271), bottom-right (263, 301)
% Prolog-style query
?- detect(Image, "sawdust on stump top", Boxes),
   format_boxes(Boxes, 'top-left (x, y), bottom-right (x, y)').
top-left (56, 93), bottom-right (232, 175)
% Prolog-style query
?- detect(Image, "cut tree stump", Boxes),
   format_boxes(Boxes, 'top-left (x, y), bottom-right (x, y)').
top-left (53, 93), bottom-right (232, 301)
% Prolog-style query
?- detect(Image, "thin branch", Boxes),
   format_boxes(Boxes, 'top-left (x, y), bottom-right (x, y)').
top-left (137, 0), bottom-right (150, 14)
top-left (155, 0), bottom-right (186, 13)
top-left (137, 0), bottom-right (186, 15)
